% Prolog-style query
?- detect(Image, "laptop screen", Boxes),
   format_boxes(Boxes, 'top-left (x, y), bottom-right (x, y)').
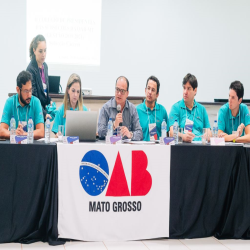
top-left (65, 111), bottom-right (97, 142)
top-left (49, 76), bottom-right (61, 94)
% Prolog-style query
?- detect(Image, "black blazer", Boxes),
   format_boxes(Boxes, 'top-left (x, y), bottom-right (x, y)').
top-left (26, 56), bottom-right (51, 119)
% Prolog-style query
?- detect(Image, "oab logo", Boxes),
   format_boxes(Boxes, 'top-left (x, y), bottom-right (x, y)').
top-left (79, 150), bottom-right (109, 196)
top-left (79, 150), bottom-right (152, 197)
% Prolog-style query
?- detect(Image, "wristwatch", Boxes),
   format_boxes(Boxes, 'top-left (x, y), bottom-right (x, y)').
top-left (130, 131), bottom-right (133, 139)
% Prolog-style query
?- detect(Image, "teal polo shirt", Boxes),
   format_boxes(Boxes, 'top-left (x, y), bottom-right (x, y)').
top-left (1, 94), bottom-right (44, 129)
top-left (169, 99), bottom-right (210, 141)
top-left (136, 100), bottom-right (169, 141)
top-left (52, 103), bottom-right (88, 134)
top-left (218, 102), bottom-right (250, 136)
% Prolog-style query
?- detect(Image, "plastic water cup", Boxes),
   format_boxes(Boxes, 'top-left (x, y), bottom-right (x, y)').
top-left (58, 125), bottom-right (64, 142)
top-left (178, 128), bottom-right (183, 144)
top-left (202, 128), bottom-right (208, 145)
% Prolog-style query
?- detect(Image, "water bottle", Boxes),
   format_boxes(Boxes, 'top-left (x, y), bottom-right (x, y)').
top-left (173, 120), bottom-right (179, 144)
top-left (10, 116), bottom-right (16, 132)
top-left (45, 118), bottom-right (50, 143)
top-left (10, 116), bottom-right (16, 143)
top-left (107, 118), bottom-right (113, 137)
top-left (161, 119), bottom-right (167, 138)
top-left (27, 117), bottom-right (34, 144)
top-left (213, 120), bottom-right (218, 137)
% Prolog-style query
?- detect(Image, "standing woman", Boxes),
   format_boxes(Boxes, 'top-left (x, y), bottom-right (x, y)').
top-left (27, 34), bottom-right (51, 120)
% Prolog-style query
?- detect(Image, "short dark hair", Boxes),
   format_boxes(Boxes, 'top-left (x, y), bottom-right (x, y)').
top-left (116, 76), bottom-right (129, 91)
top-left (16, 71), bottom-right (32, 89)
top-left (229, 81), bottom-right (244, 100)
top-left (182, 73), bottom-right (198, 90)
top-left (146, 76), bottom-right (160, 94)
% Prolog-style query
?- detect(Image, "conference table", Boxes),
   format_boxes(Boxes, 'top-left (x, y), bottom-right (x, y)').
top-left (0, 141), bottom-right (61, 245)
top-left (1, 141), bottom-right (250, 245)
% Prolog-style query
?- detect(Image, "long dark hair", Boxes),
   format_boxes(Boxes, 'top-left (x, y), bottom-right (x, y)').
top-left (29, 34), bottom-right (46, 59)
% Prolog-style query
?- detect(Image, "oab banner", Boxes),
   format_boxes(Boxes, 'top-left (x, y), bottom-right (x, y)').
top-left (57, 143), bottom-right (170, 241)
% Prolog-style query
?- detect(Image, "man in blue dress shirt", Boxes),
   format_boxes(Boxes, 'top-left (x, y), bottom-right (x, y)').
top-left (218, 81), bottom-right (250, 143)
top-left (98, 76), bottom-right (142, 140)
top-left (169, 73), bottom-right (211, 142)
top-left (0, 71), bottom-right (44, 139)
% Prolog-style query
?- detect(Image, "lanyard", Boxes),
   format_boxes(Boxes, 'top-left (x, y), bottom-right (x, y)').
top-left (185, 104), bottom-right (196, 122)
top-left (146, 105), bottom-right (156, 125)
top-left (39, 64), bottom-right (47, 96)
top-left (232, 111), bottom-right (240, 131)
top-left (39, 64), bottom-right (45, 83)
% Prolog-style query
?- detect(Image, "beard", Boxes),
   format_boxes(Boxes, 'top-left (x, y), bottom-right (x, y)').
top-left (19, 93), bottom-right (31, 106)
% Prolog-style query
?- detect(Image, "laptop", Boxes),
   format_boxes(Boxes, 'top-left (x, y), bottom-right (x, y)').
top-left (49, 76), bottom-right (61, 94)
top-left (65, 111), bottom-right (97, 142)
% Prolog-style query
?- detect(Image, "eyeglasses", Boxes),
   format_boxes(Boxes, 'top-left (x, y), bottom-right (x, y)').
top-left (20, 88), bottom-right (32, 94)
top-left (115, 87), bottom-right (127, 95)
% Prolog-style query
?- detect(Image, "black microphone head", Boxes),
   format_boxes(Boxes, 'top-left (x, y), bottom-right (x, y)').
top-left (117, 104), bottom-right (121, 113)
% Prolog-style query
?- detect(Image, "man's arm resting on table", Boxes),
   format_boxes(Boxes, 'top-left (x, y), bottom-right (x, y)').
top-left (219, 129), bottom-right (241, 142)
top-left (169, 125), bottom-right (195, 143)
top-left (218, 129), bottom-right (233, 142)
top-left (235, 125), bottom-right (250, 143)
top-left (0, 123), bottom-right (10, 139)
top-left (0, 122), bottom-right (44, 140)
top-left (169, 126), bottom-right (173, 137)
top-left (34, 123), bottom-right (44, 140)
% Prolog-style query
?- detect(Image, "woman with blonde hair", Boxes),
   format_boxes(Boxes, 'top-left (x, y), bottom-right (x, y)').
top-left (52, 73), bottom-right (88, 136)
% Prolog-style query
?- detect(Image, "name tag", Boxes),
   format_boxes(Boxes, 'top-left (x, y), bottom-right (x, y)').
top-left (160, 137), bottom-right (175, 145)
top-left (10, 135), bottom-right (27, 144)
top-left (210, 137), bottom-right (225, 146)
top-left (110, 136), bottom-right (122, 144)
top-left (149, 123), bottom-right (157, 141)
top-left (63, 136), bottom-right (79, 144)
top-left (184, 119), bottom-right (194, 133)
top-left (43, 82), bottom-right (47, 96)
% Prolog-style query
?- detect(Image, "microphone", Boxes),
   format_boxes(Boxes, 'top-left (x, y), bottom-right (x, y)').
top-left (117, 104), bottom-right (121, 113)
top-left (116, 105), bottom-right (122, 126)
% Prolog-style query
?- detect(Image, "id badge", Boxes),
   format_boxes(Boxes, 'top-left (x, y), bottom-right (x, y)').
top-left (43, 82), bottom-right (47, 96)
top-left (149, 123), bottom-right (157, 141)
top-left (184, 119), bottom-right (194, 134)
top-left (20, 121), bottom-right (27, 132)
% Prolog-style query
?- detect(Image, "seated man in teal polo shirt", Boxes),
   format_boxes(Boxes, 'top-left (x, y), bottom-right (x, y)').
top-left (0, 71), bottom-right (44, 139)
top-left (137, 76), bottom-right (169, 141)
top-left (218, 81), bottom-right (250, 143)
top-left (169, 73), bottom-right (211, 142)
